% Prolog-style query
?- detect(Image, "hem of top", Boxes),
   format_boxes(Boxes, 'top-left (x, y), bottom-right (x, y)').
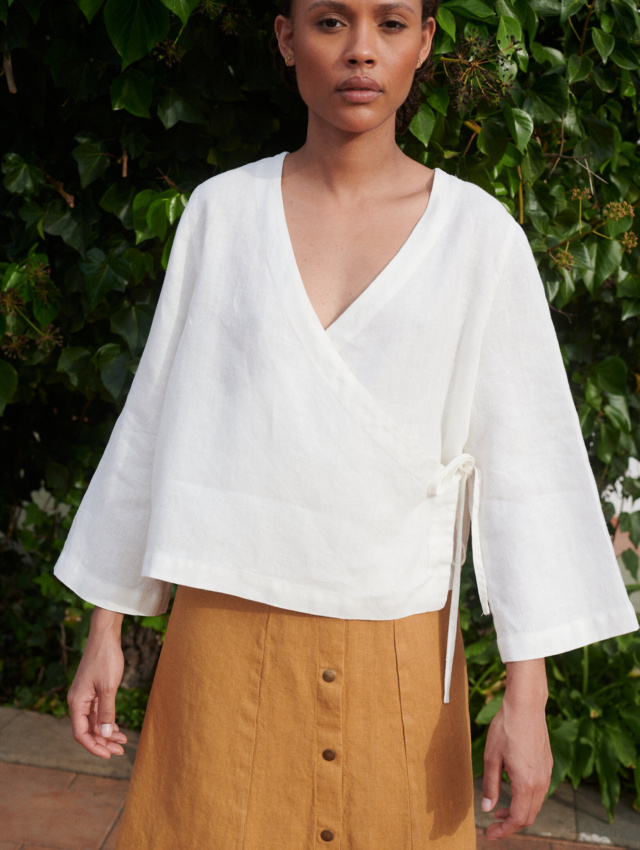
top-left (142, 558), bottom-right (453, 621)
top-left (496, 603), bottom-right (639, 662)
top-left (53, 556), bottom-right (171, 617)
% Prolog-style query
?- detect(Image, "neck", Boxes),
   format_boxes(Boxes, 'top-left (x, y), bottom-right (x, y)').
top-left (287, 113), bottom-right (407, 199)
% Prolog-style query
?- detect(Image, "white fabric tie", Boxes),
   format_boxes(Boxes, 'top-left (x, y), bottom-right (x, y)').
top-left (427, 453), bottom-right (490, 704)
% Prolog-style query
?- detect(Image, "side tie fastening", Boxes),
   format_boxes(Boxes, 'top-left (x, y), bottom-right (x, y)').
top-left (427, 453), bottom-right (490, 704)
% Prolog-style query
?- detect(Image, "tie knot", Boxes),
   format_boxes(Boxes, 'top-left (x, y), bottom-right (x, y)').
top-left (427, 453), bottom-right (476, 497)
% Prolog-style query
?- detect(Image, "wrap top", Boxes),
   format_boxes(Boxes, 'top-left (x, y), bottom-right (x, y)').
top-left (53, 152), bottom-right (638, 702)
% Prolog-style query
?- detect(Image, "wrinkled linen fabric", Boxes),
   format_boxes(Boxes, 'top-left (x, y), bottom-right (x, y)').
top-left (54, 151), bottom-right (638, 698)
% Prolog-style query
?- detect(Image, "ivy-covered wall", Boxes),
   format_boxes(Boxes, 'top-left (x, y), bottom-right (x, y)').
top-left (1, 0), bottom-right (639, 820)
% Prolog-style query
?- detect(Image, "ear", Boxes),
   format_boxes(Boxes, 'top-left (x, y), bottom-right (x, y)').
top-left (274, 14), bottom-right (295, 63)
top-left (418, 16), bottom-right (437, 65)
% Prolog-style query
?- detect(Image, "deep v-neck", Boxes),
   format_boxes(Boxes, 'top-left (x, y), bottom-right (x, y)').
top-left (275, 151), bottom-right (442, 343)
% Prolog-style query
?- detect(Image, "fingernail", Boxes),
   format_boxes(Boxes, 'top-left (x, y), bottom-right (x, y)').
top-left (100, 723), bottom-right (113, 737)
top-left (482, 797), bottom-right (493, 812)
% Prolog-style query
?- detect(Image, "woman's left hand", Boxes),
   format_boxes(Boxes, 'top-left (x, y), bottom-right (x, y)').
top-left (481, 658), bottom-right (554, 840)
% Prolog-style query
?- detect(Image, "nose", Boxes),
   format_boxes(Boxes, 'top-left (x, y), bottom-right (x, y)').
top-left (344, 23), bottom-right (377, 67)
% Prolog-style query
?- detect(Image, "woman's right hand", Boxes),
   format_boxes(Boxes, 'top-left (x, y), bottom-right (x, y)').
top-left (67, 606), bottom-right (128, 759)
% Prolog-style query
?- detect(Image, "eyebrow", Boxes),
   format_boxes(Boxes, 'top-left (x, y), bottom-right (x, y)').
top-left (306, 1), bottom-right (418, 15)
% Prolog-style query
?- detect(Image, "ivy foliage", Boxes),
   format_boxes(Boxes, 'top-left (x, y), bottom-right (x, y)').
top-left (1, 0), bottom-right (639, 822)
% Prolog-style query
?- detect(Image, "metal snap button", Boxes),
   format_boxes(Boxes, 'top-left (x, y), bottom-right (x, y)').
top-left (322, 669), bottom-right (336, 682)
top-left (322, 748), bottom-right (336, 761)
top-left (320, 829), bottom-right (334, 841)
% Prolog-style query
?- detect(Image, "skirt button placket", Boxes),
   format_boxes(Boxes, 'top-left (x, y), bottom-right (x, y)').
top-left (315, 619), bottom-right (345, 846)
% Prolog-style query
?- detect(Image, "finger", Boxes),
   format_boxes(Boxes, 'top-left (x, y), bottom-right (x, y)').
top-left (486, 783), bottom-right (534, 840)
top-left (69, 700), bottom-right (113, 759)
top-left (96, 686), bottom-right (117, 740)
top-left (482, 754), bottom-right (503, 812)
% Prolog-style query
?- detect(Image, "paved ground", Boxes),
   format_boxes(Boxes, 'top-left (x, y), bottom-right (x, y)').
top-left (1, 706), bottom-right (638, 849)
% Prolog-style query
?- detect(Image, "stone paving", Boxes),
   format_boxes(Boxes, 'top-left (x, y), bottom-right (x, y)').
top-left (1, 707), bottom-right (638, 849)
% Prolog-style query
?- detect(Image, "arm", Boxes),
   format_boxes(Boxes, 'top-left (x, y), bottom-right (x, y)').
top-left (67, 606), bottom-right (127, 758)
top-left (54, 191), bottom-right (200, 615)
top-left (481, 659), bottom-right (553, 840)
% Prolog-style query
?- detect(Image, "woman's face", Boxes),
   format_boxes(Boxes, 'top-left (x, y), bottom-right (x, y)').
top-left (275, 0), bottom-right (436, 136)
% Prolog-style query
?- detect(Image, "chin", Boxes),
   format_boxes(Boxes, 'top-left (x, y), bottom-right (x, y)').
top-left (315, 106), bottom-right (399, 136)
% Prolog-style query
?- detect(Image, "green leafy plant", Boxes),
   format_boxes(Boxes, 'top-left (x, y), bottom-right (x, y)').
top-left (1, 0), bottom-right (639, 821)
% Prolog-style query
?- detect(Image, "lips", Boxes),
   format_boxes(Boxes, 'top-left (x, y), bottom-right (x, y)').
top-left (337, 75), bottom-right (382, 92)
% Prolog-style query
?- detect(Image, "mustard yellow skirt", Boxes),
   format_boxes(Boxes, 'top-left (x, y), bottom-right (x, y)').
top-left (115, 585), bottom-right (476, 849)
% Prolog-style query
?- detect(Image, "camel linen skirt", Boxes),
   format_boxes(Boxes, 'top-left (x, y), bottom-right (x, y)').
top-left (114, 585), bottom-right (476, 849)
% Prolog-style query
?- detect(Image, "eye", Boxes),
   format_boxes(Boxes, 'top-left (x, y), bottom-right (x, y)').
top-left (317, 17), bottom-right (346, 29)
top-left (381, 19), bottom-right (407, 30)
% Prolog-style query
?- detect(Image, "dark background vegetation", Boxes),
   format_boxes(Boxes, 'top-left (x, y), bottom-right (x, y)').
top-left (1, 0), bottom-right (639, 820)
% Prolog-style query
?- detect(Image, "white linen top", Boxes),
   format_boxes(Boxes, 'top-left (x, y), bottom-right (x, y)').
top-left (54, 151), bottom-right (638, 702)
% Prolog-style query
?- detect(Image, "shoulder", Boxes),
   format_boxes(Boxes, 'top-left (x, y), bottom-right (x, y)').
top-left (187, 152), bottom-right (285, 212)
top-left (436, 168), bottom-right (524, 256)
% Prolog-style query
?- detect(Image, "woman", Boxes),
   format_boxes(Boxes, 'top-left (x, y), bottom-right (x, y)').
top-left (55, 1), bottom-right (638, 847)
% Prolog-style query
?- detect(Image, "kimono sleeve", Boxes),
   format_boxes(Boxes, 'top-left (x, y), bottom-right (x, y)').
top-left (463, 222), bottom-right (638, 661)
top-left (53, 193), bottom-right (200, 616)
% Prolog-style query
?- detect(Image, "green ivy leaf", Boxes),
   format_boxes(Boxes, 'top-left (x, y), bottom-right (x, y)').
top-left (621, 300), bottom-right (640, 321)
top-left (77, 0), bottom-right (105, 23)
top-left (595, 736), bottom-right (621, 822)
top-left (132, 189), bottom-right (161, 244)
top-left (33, 297), bottom-right (61, 328)
top-left (57, 346), bottom-right (92, 389)
top-left (110, 302), bottom-right (154, 354)
top-left (43, 201), bottom-right (88, 255)
top-left (530, 41), bottom-right (565, 67)
top-left (110, 69), bottom-right (153, 118)
top-left (79, 248), bottom-right (130, 311)
top-left (71, 141), bottom-right (110, 188)
top-left (99, 183), bottom-right (136, 229)
top-left (592, 29), bottom-right (615, 63)
top-left (475, 690), bottom-right (504, 725)
top-left (621, 548), bottom-right (639, 581)
top-left (440, 0), bottom-right (496, 21)
top-left (477, 119), bottom-right (508, 167)
top-left (520, 140), bottom-right (546, 184)
top-left (578, 403), bottom-right (596, 438)
top-left (523, 70), bottom-right (570, 122)
top-left (95, 342), bottom-right (131, 400)
top-left (0, 359), bottom-right (18, 415)
top-left (104, 0), bottom-right (170, 70)
top-left (610, 43), bottom-right (640, 70)
top-left (597, 422), bottom-right (620, 465)
top-left (590, 356), bottom-right (628, 395)
top-left (548, 716), bottom-right (579, 794)
top-left (161, 228), bottom-right (176, 270)
top-left (157, 89), bottom-right (205, 129)
top-left (567, 53), bottom-right (593, 84)
top-left (619, 511), bottom-right (640, 548)
top-left (603, 394), bottom-right (631, 434)
top-left (436, 4), bottom-right (456, 39)
top-left (2, 153), bottom-right (44, 194)
top-left (503, 105), bottom-right (533, 153)
top-left (409, 103), bottom-right (436, 148)
top-left (426, 87), bottom-right (450, 116)
top-left (497, 15), bottom-right (522, 54)
top-left (582, 239), bottom-right (622, 293)
top-left (559, 0), bottom-right (586, 24)
top-left (159, 0), bottom-right (199, 26)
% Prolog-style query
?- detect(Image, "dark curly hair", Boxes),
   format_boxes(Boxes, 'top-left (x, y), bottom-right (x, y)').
top-left (270, 0), bottom-right (442, 135)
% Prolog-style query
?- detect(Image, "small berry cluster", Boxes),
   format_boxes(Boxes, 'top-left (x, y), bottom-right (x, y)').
top-left (603, 200), bottom-right (635, 221)
top-left (445, 31), bottom-right (517, 113)
top-left (551, 248), bottom-right (574, 270)
top-left (569, 187), bottom-right (591, 202)
top-left (621, 232), bottom-right (638, 254)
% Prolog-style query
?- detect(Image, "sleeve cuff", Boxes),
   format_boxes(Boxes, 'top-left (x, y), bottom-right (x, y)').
top-left (496, 602), bottom-right (639, 662)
